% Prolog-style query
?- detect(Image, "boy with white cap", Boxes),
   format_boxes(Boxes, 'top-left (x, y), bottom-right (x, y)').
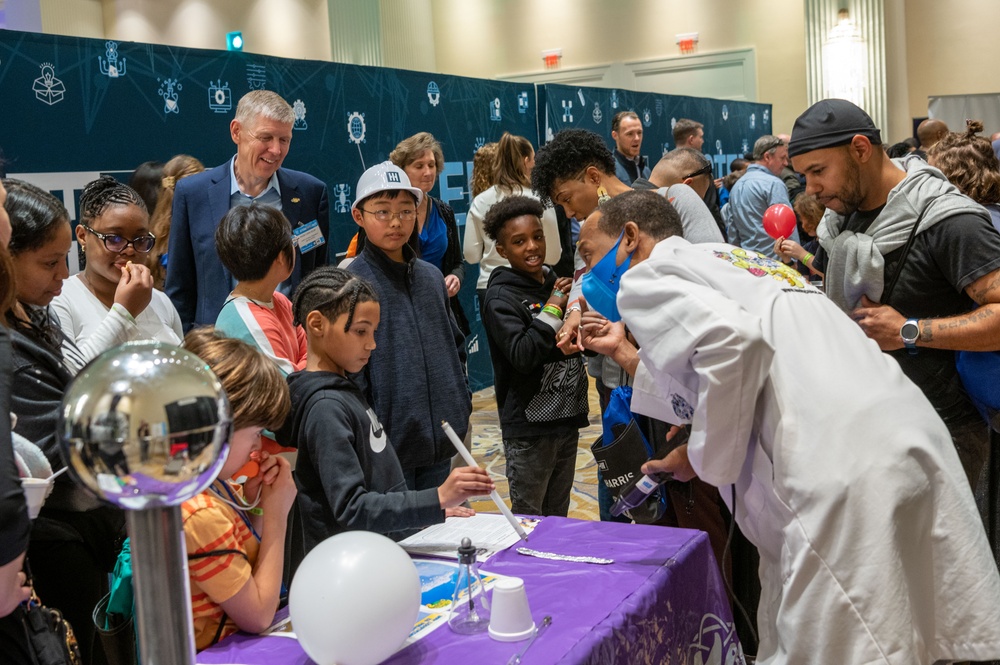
top-left (345, 162), bottom-right (473, 492)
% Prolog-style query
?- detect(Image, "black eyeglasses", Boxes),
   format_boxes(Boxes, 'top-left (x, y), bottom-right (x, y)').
top-left (682, 164), bottom-right (714, 180)
top-left (81, 224), bottom-right (156, 253)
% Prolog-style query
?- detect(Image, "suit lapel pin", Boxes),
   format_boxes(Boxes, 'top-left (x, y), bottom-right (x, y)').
top-left (291, 197), bottom-right (301, 203)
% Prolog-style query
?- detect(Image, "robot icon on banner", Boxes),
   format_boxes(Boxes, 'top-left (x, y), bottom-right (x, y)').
top-left (561, 100), bottom-right (573, 123)
top-left (99, 41), bottom-right (126, 78)
top-left (427, 82), bottom-right (440, 107)
top-left (333, 184), bottom-right (352, 214)
top-left (347, 111), bottom-right (366, 144)
top-left (33, 63), bottom-right (65, 106)
top-left (157, 78), bottom-right (181, 114)
top-left (749, 113), bottom-right (756, 130)
top-left (742, 139), bottom-right (750, 154)
top-left (610, 90), bottom-right (619, 110)
top-left (722, 105), bottom-right (729, 122)
top-left (208, 80), bottom-right (232, 113)
top-left (592, 103), bottom-right (602, 124)
top-left (293, 100), bottom-right (308, 130)
top-left (716, 140), bottom-right (723, 155)
top-left (247, 64), bottom-right (266, 90)
top-left (642, 109), bottom-right (652, 127)
top-left (490, 98), bottom-right (501, 122)
top-left (518, 92), bottom-right (529, 114)
top-left (763, 108), bottom-right (770, 125)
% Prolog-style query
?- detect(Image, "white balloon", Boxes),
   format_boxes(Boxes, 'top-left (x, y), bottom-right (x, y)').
top-left (290, 531), bottom-right (421, 665)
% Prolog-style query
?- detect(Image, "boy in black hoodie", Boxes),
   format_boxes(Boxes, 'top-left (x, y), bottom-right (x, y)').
top-left (276, 267), bottom-right (493, 554)
top-left (482, 196), bottom-right (589, 517)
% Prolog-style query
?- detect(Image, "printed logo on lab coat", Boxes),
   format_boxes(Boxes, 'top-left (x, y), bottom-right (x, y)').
top-left (367, 408), bottom-right (386, 453)
top-left (713, 248), bottom-right (810, 289)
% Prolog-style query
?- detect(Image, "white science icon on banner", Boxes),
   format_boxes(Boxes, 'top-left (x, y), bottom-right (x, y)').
top-left (642, 109), bottom-right (652, 127)
top-left (427, 81), bottom-right (440, 107)
top-left (98, 41), bottom-right (126, 78)
top-left (333, 184), bottom-right (352, 214)
top-left (490, 97), bottom-right (501, 122)
top-left (293, 100), bottom-right (308, 130)
top-left (722, 104), bottom-right (729, 122)
top-left (157, 78), bottom-right (181, 114)
top-left (518, 91), bottom-right (529, 114)
top-left (763, 108), bottom-right (770, 126)
top-left (592, 102), bottom-right (602, 124)
top-left (749, 113), bottom-right (756, 130)
top-left (562, 100), bottom-right (573, 123)
top-left (347, 111), bottom-right (366, 145)
top-left (247, 63), bottom-right (266, 90)
top-left (208, 79), bottom-right (232, 114)
top-left (33, 63), bottom-right (65, 106)
top-left (610, 90), bottom-right (619, 110)
top-left (655, 99), bottom-right (663, 117)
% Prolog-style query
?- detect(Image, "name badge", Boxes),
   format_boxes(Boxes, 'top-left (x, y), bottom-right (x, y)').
top-left (293, 220), bottom-right (325, 254)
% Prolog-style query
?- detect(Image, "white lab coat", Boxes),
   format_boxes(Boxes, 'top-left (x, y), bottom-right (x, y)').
top-left (621, 236), bottom-right (1000, 665)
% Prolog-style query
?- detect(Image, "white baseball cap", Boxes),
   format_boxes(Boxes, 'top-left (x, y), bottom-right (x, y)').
top-left (352, 160), bottom-right (423, 210)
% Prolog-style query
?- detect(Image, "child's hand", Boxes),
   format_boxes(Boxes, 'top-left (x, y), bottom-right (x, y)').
top-left (444, 274), bottom-right (461, 297)
top-left (445, 506), bottom-right (476, 518)
top-left (114, 260), bottom-right (153, 318)
top-left (556, 309), bottom-right (583, 355)
top-left (260, 455), bottom-right (296, 520)
top-left (437, 466), bottom-right (494, 509)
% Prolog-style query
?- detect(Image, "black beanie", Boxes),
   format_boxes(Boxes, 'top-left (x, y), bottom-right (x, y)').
top-left (788, 99), bottom-right (882, 158)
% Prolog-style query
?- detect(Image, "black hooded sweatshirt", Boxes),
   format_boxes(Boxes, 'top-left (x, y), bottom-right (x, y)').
top-left (277, 369), bottom-right (444, 551)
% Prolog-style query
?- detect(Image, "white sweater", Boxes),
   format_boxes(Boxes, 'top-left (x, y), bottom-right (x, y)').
top-left (463, 185), bottom-right (562, 290)
top-left (50, 274), bottom-right (183, 372)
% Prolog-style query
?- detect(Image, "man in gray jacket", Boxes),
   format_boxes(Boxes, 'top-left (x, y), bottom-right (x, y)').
top-left (789, 99), bottom-right (1000, 534)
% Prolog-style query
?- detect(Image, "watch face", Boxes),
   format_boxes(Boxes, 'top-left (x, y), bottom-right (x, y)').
top-left (901, 322), bottom-right (919, 342)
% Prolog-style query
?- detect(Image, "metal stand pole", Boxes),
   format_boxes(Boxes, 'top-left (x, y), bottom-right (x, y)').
top-left (128, 506), bottom-right (196, 665)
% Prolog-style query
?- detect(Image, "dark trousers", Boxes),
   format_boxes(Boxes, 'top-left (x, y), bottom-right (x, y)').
top-left (503, 430), bottom-right (578, 517)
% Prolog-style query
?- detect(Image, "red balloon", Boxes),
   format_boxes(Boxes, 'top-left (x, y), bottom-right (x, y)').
top-left (763, 204), bottom-right (797, 239)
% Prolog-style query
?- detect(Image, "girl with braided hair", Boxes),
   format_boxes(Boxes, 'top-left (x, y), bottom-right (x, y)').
top-left (51, 175), bottom-right (182, 372)
top-left (273, 266), bottom-right (494, 554)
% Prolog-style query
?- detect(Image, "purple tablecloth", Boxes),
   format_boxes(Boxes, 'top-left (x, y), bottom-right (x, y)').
top-left (197, 517), bottom-right (740, 664)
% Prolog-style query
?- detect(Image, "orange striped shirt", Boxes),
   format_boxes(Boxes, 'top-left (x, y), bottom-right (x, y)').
top-left (181, 487), bottom-right (260, 650)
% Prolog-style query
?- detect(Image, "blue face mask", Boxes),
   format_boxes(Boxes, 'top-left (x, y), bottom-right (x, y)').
top-left (581, 231), bottom-right (633, 322)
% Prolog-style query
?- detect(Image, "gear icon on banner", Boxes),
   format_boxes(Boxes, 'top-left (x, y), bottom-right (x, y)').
top-left (347, 111), bottom-right (366, 144)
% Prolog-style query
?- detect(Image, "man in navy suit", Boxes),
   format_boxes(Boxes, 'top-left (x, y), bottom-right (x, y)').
top-left (166, 90), bottom-right (330, 330)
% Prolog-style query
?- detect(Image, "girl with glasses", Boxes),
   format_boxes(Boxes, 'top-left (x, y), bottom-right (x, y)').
top-left (51, 175), bottom-right (182, 371)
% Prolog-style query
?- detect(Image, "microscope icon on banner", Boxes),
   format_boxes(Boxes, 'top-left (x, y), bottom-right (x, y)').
top-left (208, 80), bottom-right (232, 113)
top-left (158, 78), bottom-right (181, 114)
top-left (99, 41), bottom-right (126, 78)
top-left (490, 98), bottom-right (502, 122)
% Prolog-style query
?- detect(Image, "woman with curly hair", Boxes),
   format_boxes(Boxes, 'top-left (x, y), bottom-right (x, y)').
top-left (928, 119), bottom-right (1000, 232)
top-left (470, 141), bottom-right (498, 198)
top-left (150, 154), bottom-right (205, 288)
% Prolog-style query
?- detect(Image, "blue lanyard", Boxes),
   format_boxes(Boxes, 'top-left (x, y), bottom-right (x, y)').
top-left (209, 481), bottom-right (262, 542)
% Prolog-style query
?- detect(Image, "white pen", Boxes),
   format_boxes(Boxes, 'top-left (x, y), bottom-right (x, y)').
top-left (441, 421), bottom-right (529, 542)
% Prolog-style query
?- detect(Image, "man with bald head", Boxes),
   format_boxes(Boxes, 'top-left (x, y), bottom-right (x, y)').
top-left (630, 148), bottom-right (725, 243)
top-left (789, 98), bottom-right (1000, 503)
top-left (916, 118), bottom-right (949, 158)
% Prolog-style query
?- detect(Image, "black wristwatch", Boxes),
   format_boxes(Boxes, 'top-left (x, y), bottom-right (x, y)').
top-left (900, 318), bottom-right (919, 354)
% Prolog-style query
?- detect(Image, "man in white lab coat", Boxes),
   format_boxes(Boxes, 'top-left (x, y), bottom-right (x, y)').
top-left (577, 189), bottom-right (1000, 664)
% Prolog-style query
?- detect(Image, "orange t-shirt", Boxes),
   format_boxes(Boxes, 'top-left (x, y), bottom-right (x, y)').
top-left (181, 487), bottom-right (260, 650)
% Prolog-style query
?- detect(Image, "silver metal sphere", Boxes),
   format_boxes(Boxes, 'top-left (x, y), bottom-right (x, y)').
top-left (58, 341), bottom-right (231, 509)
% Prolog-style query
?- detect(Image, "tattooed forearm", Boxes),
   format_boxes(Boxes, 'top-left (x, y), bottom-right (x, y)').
top-left (937, 307), bottom-right (996, 331)
top-left (970, 273), bottom-right (1000, 304)
top-left (919, 319), bottom-right (933, 343)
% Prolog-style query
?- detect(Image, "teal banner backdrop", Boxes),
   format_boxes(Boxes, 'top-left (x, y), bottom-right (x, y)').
top-left (0, 28), bottom-right (771, 391)
top-left (540, 83), bottom-right (772, 178)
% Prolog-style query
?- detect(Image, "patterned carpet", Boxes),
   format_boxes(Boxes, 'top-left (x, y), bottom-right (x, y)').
top-left (466, 378), bottom-right (603, 521)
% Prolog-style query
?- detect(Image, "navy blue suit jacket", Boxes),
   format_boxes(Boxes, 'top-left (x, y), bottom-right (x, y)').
top-left (165, 161), bottom-right (330, 330)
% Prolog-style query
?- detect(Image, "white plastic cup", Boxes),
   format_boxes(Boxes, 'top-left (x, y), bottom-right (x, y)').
top-left (21, 477), bottom-right (53, 520)
top-left (488, 576), bottom-right (535, 642)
